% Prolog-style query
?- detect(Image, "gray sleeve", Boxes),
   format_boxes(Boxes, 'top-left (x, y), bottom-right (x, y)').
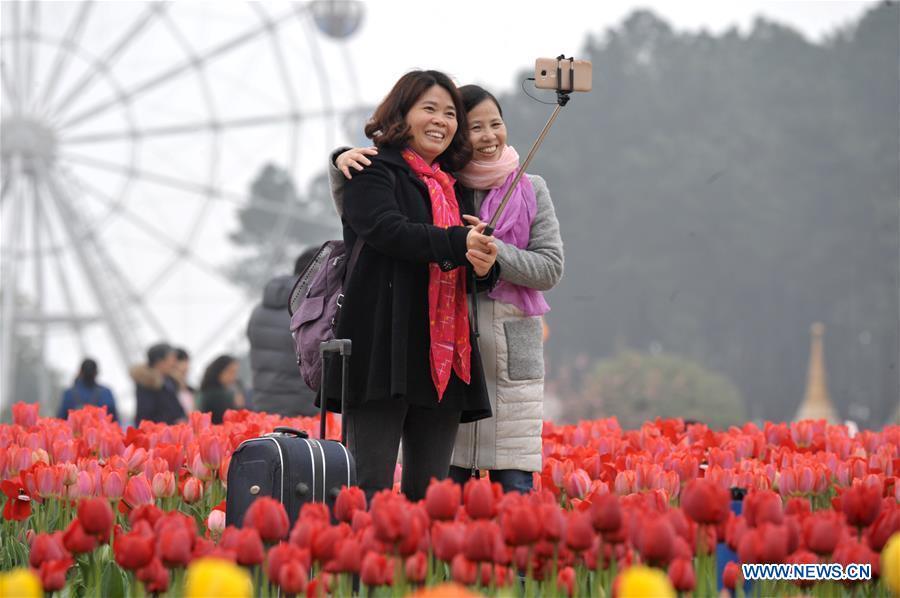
top-left (328, 146), bottom-right (352, 218)
top-left (494, 174), bottom-right (564, 291)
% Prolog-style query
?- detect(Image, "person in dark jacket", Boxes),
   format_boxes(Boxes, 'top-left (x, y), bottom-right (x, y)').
top-left (131, 343), bottom-right (185, 426)
top-left (324, 70), bottom-right (498, 502)
top-left (58, 358), bottom-right (119, 422)
top-left (247, 249), bottom-right (319, 417)
top-left (198, 354), bottom-right (246, 424)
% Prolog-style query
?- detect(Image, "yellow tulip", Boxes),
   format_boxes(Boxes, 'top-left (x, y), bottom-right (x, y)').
top-left (883, 532), bottom-right (900, 596)
top-left (184, 557), bottom-right (253, 598)
top-left (0, 568), bottom-right (42, 598)
top-left (618, 565), bottom-right (677, 598)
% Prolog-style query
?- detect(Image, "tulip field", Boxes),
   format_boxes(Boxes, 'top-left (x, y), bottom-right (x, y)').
top-left (1, 402), bottom-right (899, 597)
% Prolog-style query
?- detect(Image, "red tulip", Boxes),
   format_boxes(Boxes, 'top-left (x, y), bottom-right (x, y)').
top-left (198, 433), bottom-right (226, 469)
top-left (29, 532), bottom-right (69, 568)
top-left (433, 521), bottom-right (465, 563)
top-left (802, 510), bottom-right (841, 555)
top-left (757, 522), bottom-right (789, 563)
top-left (12, 402), bottom-right (39, 427)
top-left (360, 552), bottom-right (391, 587)
top-left (63, 519), bottom-right (98, 554)
top-left (38, 558), bottom-right (73, 592)
top-left (425, 478), bottom-right (461, 521)
top-left (405, 552), bottom-right (428, 583)
top-left (637, 515), bottom-right (675, 566)
top-left (235, 527), bottom-right (265, 566)
top-left (451, 553), bottom-right (477, 585)
top-left (123, 474), bottom-right (153, 509)
top-left (464, 477), bottom-right (499, 520)
top-left (244, 497), bottom-right (290, 543)
top-left (311, 524), bottom-right (350, 564)
top-left (1, 478), bottom-right (32, 521)
top-left (681, 478), bottom-right (730, 524)
top-left (267, 542), bottom-right (311, 585)
top-left (867, 504), bottom-right (900, 551)
top-left (114, 530), bottom-right (155, 570)
top-left (158, 526), bottom-right (193, 568)
top-left (784, 550), bottom-right (819, 588)
top-left (564, 469), bottom-right (592, 499)
top-left (743, 490), bottom-right (783, 527)
top-left (668, 557), bottom-right (696, 592)
top-left (589, 493), bottom-right (622, 533)
top-left (307, 573), bottom-right (335, 598)
top-left (102, 470), bottom-right (126, 501)
top-left (334, 486), bottom-right (367, 523)
top-left (538, 502), bottom-right (566, 542)
top-left (464, 520), bottom-right (501, 563)
top-left (326, 537), bottom-right (363, 574)
top-left (371, 492), bottom-right (410, 545)
top-left (557, 566), bottom-right (576, 597)
top-left (78, 497), bottom-right (114, 539)
top-left (278, 560), bottom-right (308, 594)
top-left (833, 539), bottom-right (880, 579)
top-left (841, 480), bottom-right (882, 528)
top-left (137, 557), bottom-right (170, 593)
top-left (565, 510), bottom-right (595, 553)
top-left (501, 503), bottom-right (541, 546)
top-left (723, 561), bottom-right (741, 590)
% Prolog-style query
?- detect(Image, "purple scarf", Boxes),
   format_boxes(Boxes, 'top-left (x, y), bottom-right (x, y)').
top-left (478, 170), bottom-right (550, 316)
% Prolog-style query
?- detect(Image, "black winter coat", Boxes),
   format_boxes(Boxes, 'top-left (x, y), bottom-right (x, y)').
top-left (130, 365), bottom-right (185, 426)
top-left (324, 147), bottom-right (493, 423)
top-left (247, 274), bottom-right (318, 417)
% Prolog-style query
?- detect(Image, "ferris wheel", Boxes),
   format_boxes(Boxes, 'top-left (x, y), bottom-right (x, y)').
top-left (0, 1), bottom-right (366, 414)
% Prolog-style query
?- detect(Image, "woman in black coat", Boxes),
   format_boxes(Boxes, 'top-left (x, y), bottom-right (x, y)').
top-left (326, 70), bottom-right (498, 502)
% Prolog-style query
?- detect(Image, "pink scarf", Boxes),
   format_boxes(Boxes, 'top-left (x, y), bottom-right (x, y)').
top-left (401, 149), bottom-right (472, 400)
top-left (457, 146), bottom-right (550, 317)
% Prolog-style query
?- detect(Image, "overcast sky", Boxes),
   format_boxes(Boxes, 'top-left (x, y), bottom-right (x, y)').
top-left (337, 1), bottom-right (876, 101)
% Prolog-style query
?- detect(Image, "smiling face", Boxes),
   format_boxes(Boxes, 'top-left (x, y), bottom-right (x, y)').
top-left (467, 98), bottom-right (507, 162)
top-left (405, 85), bottom-right (458, 164)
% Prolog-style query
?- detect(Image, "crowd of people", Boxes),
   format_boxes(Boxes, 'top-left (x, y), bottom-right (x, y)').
top-left (58, 68), bottom-right (564, 502)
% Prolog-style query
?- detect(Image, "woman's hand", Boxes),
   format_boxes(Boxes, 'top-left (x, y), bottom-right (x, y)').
top-left (336, 147), bottom-right (378, 179)
top-left (466, 222), bottom-right (498, 277)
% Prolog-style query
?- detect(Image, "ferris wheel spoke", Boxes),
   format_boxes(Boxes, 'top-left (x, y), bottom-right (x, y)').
top-left (58, 6), bottom-right (299, 131)
top-left (1, 58), bottom-right (22, 113)
top-left (59, 167), bottom-right (230, 282)
top-left (38, 164), bottom-right (151, 368)
top-left (22, 2), bottom-right (39, 109)
top-left (29, 171), bottom-right (52, 407)
top-left (60, 109), bottom-right (332, 144)
top-left (49, 3), bottom-right (169, 122)
top-left (60, 151), bottom-right (331, 226)
top-left (0, 174), bottom-right (26, 405)
top-left (35, 182), bottom-right (95, 355)
top-left (37, 0), bottom-right (94, 115)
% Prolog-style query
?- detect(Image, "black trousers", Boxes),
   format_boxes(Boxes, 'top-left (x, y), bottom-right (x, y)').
top-left (343, 399), bottom-right (461, 503)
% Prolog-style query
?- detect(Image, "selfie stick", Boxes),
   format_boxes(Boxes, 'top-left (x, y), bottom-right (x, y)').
top-left (483, 55), bottom-right (574, 236)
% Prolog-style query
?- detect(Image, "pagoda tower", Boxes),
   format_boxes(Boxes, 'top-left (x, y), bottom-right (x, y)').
top-left (794, 322), bottom-right (839, 423)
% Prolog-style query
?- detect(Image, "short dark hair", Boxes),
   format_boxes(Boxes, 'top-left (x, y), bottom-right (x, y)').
top-left (294, 247), bottom-right (320, 276)
top-left (147, 342), bottom-right (173, 366)
top-left (365, 70), bottom-right (472, 172)
top-left (175, 347), bottom-right (189, 361)
top-left (78, 358), bottom-right (98, 387)
top-left (459, 84), bottom-right (503, 117)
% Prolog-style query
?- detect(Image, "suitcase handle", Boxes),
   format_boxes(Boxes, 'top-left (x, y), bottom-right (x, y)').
top-left (273, 426), bottom-right (309, 438)
top-left (319, 339), bottom-right (352, 441)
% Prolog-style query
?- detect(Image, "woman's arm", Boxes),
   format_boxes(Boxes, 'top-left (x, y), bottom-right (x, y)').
top-left (343, 164), bottom-right (472, 267)
top-left (493, 175), bottom-right (564, 290)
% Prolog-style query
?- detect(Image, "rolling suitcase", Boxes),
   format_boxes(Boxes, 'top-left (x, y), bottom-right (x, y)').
top-left (226, 339), bottom-right (355, 528)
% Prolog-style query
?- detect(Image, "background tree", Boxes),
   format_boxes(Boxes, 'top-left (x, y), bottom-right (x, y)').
top-left (497, 2), bottom-right (897, 425)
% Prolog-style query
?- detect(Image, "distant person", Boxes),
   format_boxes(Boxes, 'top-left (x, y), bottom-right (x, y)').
top-left (131, 343), bottom-right (186, 426)
top-left (172, 347), bottom-right (195, 415)
top-left (58, 358), bottom-right (119, 422)
top-left (197, 354), bottom-right (246, 424)
top-left (246, 249), bottom-right (319, 417)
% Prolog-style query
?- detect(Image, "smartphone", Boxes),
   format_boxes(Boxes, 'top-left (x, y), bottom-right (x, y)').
top-left (534, 57), bottom-right (592, 92)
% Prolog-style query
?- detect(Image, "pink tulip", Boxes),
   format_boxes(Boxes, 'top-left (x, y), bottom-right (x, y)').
top-left (152, 471), bottom-right (176, 498)
top-left (182, 477), bottom-right (204, 504)
top-left (102, 470), bottom-right (126, 500)
top-left (123, 475), bottom-right (153, 508)
top-left (207, 509), bottom-right (226, 536)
